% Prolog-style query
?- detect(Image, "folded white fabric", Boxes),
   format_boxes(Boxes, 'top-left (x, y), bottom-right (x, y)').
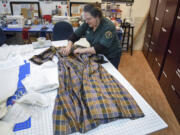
top-left (0, 45), bottom-right (10, 60)
top-left (16, 91), bottom-right (49, 107)
top-left (0, 54), bottom-right (23, 119)
top-left (22, 61), bottom-right (59, 93)
top-left (74, 38), bottom-right (90, 48)
top-left (2, 103), bottom-right (31, 124)
top-left (0, 45), bottom-right (33, 61)
top-left (0, 64), bottom-right (19, 103)
top-left (0, 54), bottom-right (23, 70)
top-left (0, 101), bottom-right (8, 119)
top-left (32, 40), bottom-right (52, 49)
top-left (0, 121), bottom-right (14, 135)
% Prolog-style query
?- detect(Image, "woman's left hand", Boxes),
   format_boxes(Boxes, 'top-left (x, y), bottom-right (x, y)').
top-left (73, 47), bottom-right (96, 54)
top-left (73, 48), bottom-right (85, 54)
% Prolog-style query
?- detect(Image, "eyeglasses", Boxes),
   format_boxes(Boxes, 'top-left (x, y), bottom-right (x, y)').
top-left (84, 17), bottom-right (94, 22)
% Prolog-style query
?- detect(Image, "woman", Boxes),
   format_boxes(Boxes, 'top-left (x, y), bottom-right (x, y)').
top-left (62, 3), bottom-right (122, 69)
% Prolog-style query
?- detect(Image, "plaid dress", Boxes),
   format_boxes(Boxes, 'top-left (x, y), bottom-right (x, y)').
top-left (30, 46), bottom-right (144, 135)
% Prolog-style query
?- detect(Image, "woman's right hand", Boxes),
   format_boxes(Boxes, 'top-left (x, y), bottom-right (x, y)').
top-left (61, 41), bottom-right (73, 56)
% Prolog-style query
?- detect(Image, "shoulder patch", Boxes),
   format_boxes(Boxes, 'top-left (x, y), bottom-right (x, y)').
top-left (105, 31), bottom-right (112, 39)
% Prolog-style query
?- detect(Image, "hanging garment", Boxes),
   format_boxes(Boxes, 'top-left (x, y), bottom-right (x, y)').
top-left (30, 46), bottom-right (144, 135)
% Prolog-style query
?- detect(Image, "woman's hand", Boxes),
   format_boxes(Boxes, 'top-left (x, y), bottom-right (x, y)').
top-left (61, 41), bottom-right (73, 56)
top-left (73, 48), bottom-right (85, 54)
top-left (74, 47), bottom-right (96, 54)
top-left (61, 46), bottom-right (72, 56)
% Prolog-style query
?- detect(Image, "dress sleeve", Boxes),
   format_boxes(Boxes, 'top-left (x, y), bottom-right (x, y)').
top-left (74, 22), bottom-right (88, 38)
top-left (99, 26), bottom-right (116, 48)
top-left (68, 33), bottom-right (80, 43)
top-left (30, 46), bottom-right (57, 65)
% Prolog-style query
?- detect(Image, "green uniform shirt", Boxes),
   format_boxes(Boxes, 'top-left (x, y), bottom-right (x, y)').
top-left (74, 17), bottom-right (121, 58)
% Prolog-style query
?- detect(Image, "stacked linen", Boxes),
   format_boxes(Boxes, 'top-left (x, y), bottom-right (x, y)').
top-left (0, 50), bottom-right (24, 135)
top-left (22, 60), bottom-right (59, 93)
top-left (0, 55), bottom-right (23, 118)
top-left (0, 45), bottom-right (60, 134)
top-left (0, 44), bottom-right (59, 107)
top-left (1, 60), bottom-right (57, 133)
top-left (0, 44), bottom-right (34, 60)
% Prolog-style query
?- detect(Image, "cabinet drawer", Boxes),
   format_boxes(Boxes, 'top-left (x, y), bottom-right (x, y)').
top-left (171, 69), bottom-right (180, 96)
top-left (144, 33), bottom-right (151, 45)
top-left (153, 26), bottom-right (171, 65)
top-left (145, 16), bottom-right (154, 38)
top-left (155, 0), bottom-right (167, 19)
top-left (147, 46), bottom-right (156, 67)
top-left (165, 83), bottom-right (180, 123)
top-left (152, 57), bottom-right (162, 79)
top-left (161, 49), bottom-right (178, 81)
top-left (159, 70), bottom-right (171, 94)
top-left (149, 0), bottom-right (159, 22)
top-left (150, 0), bottom-right (167, 45)
top-left (161, 0), bottom-right (178, 30)
top-left (143, 41), bottom-right (150, 57)
top-left (151, 18), bottom-right (163, 45)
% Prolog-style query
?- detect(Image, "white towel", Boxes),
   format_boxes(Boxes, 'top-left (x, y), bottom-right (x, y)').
top-left (0, 64), bottom-right (19, 103)
top-left (22, 61), bottom-right (59, 93)
top-left (0, 45), bottom-right (33, 61)
top-left (16, 91), bottom-right (49, 107)
top-left (0, 121), bottom-right (14, 135)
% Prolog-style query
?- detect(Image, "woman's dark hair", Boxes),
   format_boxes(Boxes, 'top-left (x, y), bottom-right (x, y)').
top-left (83, 3), bottom-right (103, 19)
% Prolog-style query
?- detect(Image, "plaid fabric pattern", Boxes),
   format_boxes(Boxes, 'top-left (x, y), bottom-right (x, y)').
top-left (30, 46), bottom-right (144, 135)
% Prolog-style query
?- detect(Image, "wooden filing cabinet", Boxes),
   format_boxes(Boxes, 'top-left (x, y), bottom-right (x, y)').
top-left (171, 65), bottom-right (180, 98)
top-left (143, 0), bottom-right (179, 80)
top-left (147, 0), bottom-right (167, 67)
top-left (143, 0), bottom-right (180, 123)
top-left (162, 64), bottom-right (180, 122)
top-left (160, 7), bottom-right (180, 85)
top-left (159, 7), bottom-right (180, 123)
top-left (152, 0), bottom-right (179, 79)
top-left (143, 0), bottom-right (159, 57)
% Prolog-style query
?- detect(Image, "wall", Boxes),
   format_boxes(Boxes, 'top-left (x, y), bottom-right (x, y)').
top-left (0, 0), bottom-right (101, 15)
top-left (70, 0), bottom-right (101, 2)
top-left (134, 19), bottom-right (147, 50)
top-left (120, 0), bottom-right (150, 18)
top-left (0, 0), bottom-right (150, 16)
top-left (120, 0), bottom-right (151, 50)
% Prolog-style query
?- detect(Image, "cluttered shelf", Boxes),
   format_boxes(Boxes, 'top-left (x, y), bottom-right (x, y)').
top-left (0, 1), bottom-right (137, 54)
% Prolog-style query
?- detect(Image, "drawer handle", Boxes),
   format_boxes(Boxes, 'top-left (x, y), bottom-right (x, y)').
top-left (158, 62), bottom-right (161, 67)
top-left (163, 71), bottom-right (167, 78)
top-left (155, 17), bottom-right (159, 21)
top-left (162, 27), bottom-right (167, 32)
top-left (168, 49), bottom-right (172, 54)
top-left (148, 34), bottom-right (151, 38)
top-left (151, 41), bottom-right (154, 45)
top-left (176, 70), bottom-right (180, 79)
top-left (155, 57), bottom-right (158, 62)
top-left (177, 16), bottom-right (180, 20)
top-left (165, 9), bottom-right (169, 13)
top-left (177, 68), bottom-right (180, 73)
top-left (171, 85), bottom-right (175, 91)
top-left (145, 43), bottom-right (149, 47)
top-left (171, 85), bottom-right (180, 98)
